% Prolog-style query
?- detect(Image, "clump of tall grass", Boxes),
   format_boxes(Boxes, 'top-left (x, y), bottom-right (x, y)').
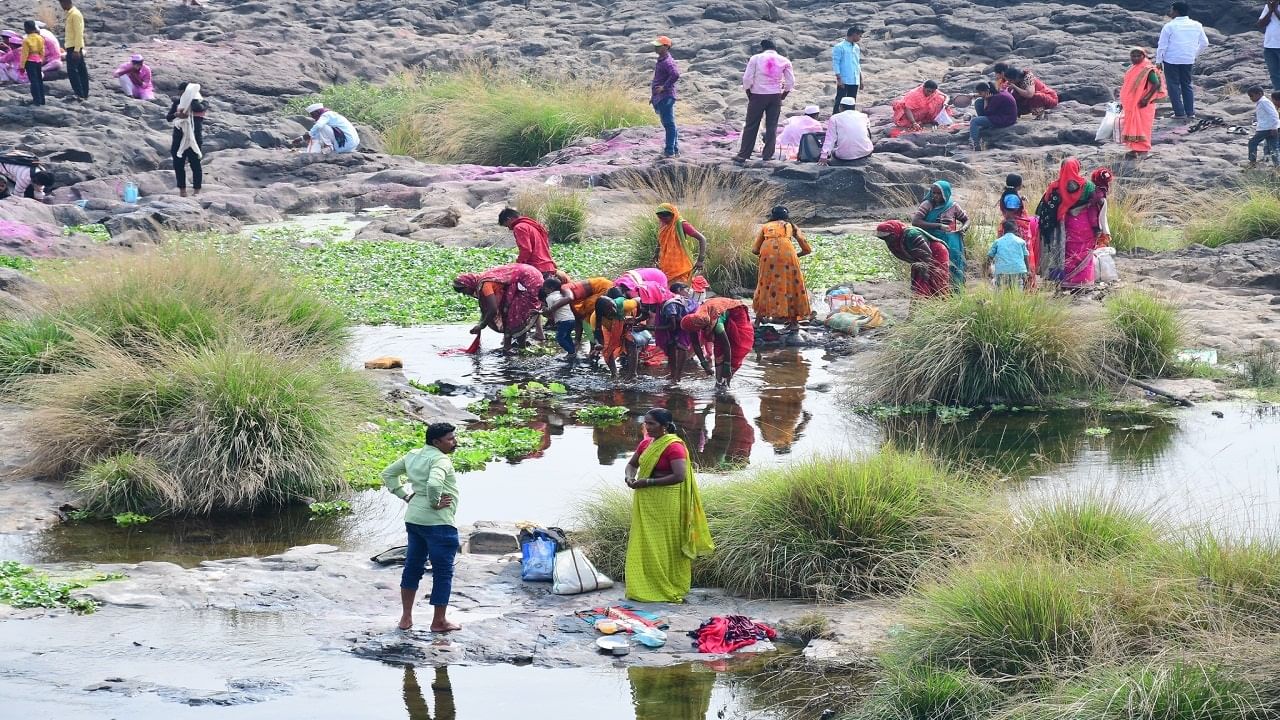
top-left (1102, 289), bottom-right (1182, 378)
top-left (1011, 496), bottom-right (1162, 563)
top-left (1185, 185), bottom-right (1280, 248)
top-left (573, 449), bottom-right (986, 599)
top-left (617, 165), bottom-right (783, 292)
top-left (0, 317), bottom-right (72, 385)
top-left (860, 665), bottom-right (1005, 720)
top-left (868, 288), bottom-right (1103, 405)
top-left (1242, 341), bottom-right (1279, 390)
top-left (1050, 661), bottom-right (1269, 720)
top-left (1169, 531), bottom-right (1280, 630)
top-left (294, 64), bottom-right (655, 166)
top-left (24, 339), bottom-right (373, 515)
top-left (517, 187), bottom-right (589, 244)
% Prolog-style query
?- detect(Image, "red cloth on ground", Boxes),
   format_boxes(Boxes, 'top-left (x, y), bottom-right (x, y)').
top-left (511, 217), bottom-right (557, 274)
top-left (693, 615), bottom-right (777, 654)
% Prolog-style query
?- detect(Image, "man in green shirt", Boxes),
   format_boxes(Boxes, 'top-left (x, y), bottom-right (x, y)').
top-left (382, 422), bottom-right (462, 632)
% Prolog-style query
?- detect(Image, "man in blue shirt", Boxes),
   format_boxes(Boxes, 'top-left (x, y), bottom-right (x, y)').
top-left (831, 26), bottom-right (864, 115)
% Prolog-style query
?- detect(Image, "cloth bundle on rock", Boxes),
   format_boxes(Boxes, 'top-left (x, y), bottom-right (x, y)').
top-left (690, 615), bottom-right (777, 654)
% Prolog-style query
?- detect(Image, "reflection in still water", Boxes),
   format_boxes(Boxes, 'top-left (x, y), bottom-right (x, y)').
top-left (403, 665), bottom-right (456, 720)
top-left (628, 664), bottom-right (716, 720)
top-left (756, 350), bottom-right (811, 454)
top-left (692, 397), bottom-right (755, 471)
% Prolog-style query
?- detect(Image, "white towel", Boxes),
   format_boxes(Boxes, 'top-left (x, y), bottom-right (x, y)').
top-left (174, 83), bottom-right (203, 159)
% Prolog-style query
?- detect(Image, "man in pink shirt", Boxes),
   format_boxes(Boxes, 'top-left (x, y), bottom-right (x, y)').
top-left (113, 54), bottom-right (154, 100)
top-left (734, 39), bottom-right (795, 164)
top-left (499, 208), bottom-right (569, 282)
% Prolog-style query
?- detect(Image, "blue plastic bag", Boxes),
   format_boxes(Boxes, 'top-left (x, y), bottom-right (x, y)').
top-left (520, 534), bottom-right (557, 582)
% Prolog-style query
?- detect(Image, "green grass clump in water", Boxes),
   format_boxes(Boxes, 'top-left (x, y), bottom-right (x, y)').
top-left (1050, 662), bottom-right (1268, 720)
top-left (344, 418), bottom-right (544, 488)
top-left (574, 450), bottom-right (984, 599)
top-left (0, 561), bottom-right (100, 614)
top-left (1186, 186), bottom-right (1280, 248)
top-left (291, 66), bottom-right (656, 166)
top-left (1103, 289), bottom-right (1182, 378)
top-left (71, 453), bottom-right (180, 517)
top-left (859, 665), bottom-right (1005, 720)
top-left (1011, 496), bottom-right (1161, 563)
top-left (869, 288), bottom-right (1101, 405)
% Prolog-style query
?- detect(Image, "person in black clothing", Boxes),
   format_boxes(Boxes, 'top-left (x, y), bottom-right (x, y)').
top-left (166, 82), bottom-right (205, 197)
top-left (20, 21), bottom-right (45, 106)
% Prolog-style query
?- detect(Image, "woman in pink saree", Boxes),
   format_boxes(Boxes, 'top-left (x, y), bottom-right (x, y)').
top-left (1119, 47), bottom-right (1165, 158)
top-left (1060, 168), bottom-right (1112, 290)
top-left (892, 80), bottom-right (947, 131)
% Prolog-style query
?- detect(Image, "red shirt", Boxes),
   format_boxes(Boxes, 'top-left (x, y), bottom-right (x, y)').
top-left (636, 436), bottom-right (688, 474)
top-left (510, 217), bottom-right (557, 274)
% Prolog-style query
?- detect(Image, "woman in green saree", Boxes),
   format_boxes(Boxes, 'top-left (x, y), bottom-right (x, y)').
top-left (623, 407), bottom-right (715, 603)
top-left (912, 179), bottom-right (971, 292)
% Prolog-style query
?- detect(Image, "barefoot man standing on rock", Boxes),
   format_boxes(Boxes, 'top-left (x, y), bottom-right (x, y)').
top-left (382, 422), bottom-right (463, 633)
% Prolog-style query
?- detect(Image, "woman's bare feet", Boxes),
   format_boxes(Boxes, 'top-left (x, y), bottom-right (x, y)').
top-left (430, 620), bottom-right (462, 633)
top-left (397, 617), bottom-right (413, 630)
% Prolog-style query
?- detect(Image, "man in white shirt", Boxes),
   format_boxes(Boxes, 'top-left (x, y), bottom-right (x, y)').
top-left (733, 39), bottom-right (795, 164)
top-left (818, 97), bottom-right (873, 165)
top-left (301, 103), bottom-right (361, 154)
top-left (1155, 2), bottom-right (1209, 120)
top-left (1247, 86), bottom-right (1279, 166)
top-left (1261, 1), bottom-right (1280, 91)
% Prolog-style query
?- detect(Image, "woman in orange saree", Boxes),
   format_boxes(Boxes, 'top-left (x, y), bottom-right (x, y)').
top-left (654, 203), bottom-right (707, 286)
top-left (1119, 47), bottom-right (1165, 158)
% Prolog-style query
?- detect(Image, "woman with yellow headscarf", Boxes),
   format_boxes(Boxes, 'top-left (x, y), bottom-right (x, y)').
top-left (653, 203), bottom-right (707, 286)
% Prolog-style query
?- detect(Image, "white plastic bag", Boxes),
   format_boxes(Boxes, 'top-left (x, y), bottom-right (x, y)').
top-left (1096, 102), bottom-right (1120, 143)
top-left (551, 547), bottom-right (614, 595)
top-left (1094, 246), bottom-right (1119, 282)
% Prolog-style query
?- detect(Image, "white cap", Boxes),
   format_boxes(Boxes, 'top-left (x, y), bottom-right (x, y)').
top-left (840, 96), bottom-right (857, 107)
top-left (802, 105), bottom-right (820, 115)
top-left (305, 103), bottom-right (325, 114)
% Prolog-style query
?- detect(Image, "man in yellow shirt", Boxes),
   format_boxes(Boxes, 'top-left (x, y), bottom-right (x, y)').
top-left (60, 0), bottom-right (88, 100)
top-left (19, 21), bottom-right (46, 106)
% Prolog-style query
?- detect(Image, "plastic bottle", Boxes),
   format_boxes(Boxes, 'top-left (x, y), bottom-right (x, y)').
top-left (122, 182), bottom-right (139, 204)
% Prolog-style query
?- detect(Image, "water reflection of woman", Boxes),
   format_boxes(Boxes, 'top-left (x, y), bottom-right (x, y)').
top-left (402, 665), bottom-right (456, 720)
top-left (628, 664), bottom-right (715, 720)
top-left (756, 350), bottom-right (811, 454)
top-left (699, 397), bottom-right (755, 469)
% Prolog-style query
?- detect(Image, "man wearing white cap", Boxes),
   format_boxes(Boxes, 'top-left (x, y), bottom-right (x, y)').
top-left (113, 54), bottom-right (153, 100)
top-left (300, 103), bottom-right (360, 154)
top-left (776, 105), bottom-right (824, 160)
top-left (819, 96), bottom-right (873, 165)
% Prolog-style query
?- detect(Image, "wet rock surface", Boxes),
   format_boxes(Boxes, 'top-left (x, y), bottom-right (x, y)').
top-left (0, 0), bottom-right (1272, 245)
top-left (64, 543), bottom-right (894, 669)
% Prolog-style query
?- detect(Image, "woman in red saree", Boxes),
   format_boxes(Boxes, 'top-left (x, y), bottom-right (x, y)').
top-left (680, 297), bottom-right (753, 391)
top-left (875, 220), bottom-right (950, 298)
top-left (1119, 47), bottom-right (1165, 158)
top-left (995, 65), bottom-right (1059, 117)
top-left (891, 81), bottom-right (947, 131)
top-left (453, 263), bottom-right (544, 352)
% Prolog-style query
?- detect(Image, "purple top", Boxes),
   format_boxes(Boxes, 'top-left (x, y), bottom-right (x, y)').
top-left (651, 54), bottom-right (680, 103)
top-left (983, 89), bottom-right (1018, 128)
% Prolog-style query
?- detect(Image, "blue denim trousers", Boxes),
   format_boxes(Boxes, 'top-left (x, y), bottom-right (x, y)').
top-left (1266, 48), bottom-right (1280, 95)
top-left (401, 523), bottom-right (459, 606)
top-left (1163, 63), bottom-right (1195, 118)
top-left (969, 115), bottom-right (994, 146)
top-left (554, 319), bottom-right (576, 355)
top-left (653, 97), bottom-right (678, 155)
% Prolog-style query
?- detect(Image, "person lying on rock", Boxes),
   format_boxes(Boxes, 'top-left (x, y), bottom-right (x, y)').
top-left (113, 53), bottom-right (154, 100)
top-left (382, 422), bottom-right (463, 633)
top-left (969, 81), bottom-right (1017, 151)
top-left (297, 103), bottom-right (360, 154)
top-left (498, 207), bottom-right (569, 283)
top-left (819, 97), bottom-right (873, 165)
top-left (891, 80), bottom-right (946, 132)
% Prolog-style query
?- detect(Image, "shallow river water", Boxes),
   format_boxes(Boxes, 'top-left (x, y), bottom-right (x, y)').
top-left (2, 325), bottom-right (1277, 719)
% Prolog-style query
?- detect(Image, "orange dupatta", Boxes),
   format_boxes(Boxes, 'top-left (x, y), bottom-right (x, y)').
top-left (655, 203), bottom-right (694, 285)
top-left (1119, 59), bottom-right (1164, 152)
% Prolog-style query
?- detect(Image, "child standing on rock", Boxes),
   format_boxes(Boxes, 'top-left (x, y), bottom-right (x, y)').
top-left (1246, 86), bottom-right (1279, 168)
top-left (988, 219), bottom-right (1031, 290)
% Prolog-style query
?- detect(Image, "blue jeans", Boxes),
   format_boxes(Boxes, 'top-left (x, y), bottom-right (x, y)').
top-left (1163, 63), bottom-right (1194, 117)
top-left (1267, 48), bottom-right (1280, 93)
top-left (554, 319), bottom-right (576, 355)
top-left (401, 523), bottom-right (459, 606)
top-left (969, 115), bottom-right (994, 146)
top-left (1248, 130), bottom-right (1279, 164)
top-left (653, 97), bottom-right (678, 155)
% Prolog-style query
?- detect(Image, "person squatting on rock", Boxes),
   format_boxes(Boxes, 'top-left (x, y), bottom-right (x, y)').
top-left (734, 39), bottom-right (794, 164)
top-left (382, 422), bottom-right (463, 633)
top-left (776, 105), bottom-right (823, 160)
top-left (498, 207), bottom-right (569, 283)
top-left (1246, 85), bottom-right (1280, 166)
top-left (1156, 1), bottom-right (1208, 121)
top-left (650, 35), bottom-right (680, 158)
top-left (60, 0), bottom-right (88, 100)
top-left (891, 80), bottom-right (947, 132)
top-left (18, 21), bottom-right (45, 106)
top-left (819, 97), bottom-right (874, 164)
top-left (300, 103), bottom-right (360, 154)
top-left (831, 26), bottom-right (863, 116)
top-left (969, 81), bottom-right (1017, 150)
top-left (167, 82), bottom-right (205, 197)
top-left (0, 150), bottom-right (55, 201)
top-left (113, 54), bottom-right (154, 100)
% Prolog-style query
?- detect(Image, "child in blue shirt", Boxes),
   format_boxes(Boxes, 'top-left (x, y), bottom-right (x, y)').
top-left (988, 219), bottom-right (1030, 289)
